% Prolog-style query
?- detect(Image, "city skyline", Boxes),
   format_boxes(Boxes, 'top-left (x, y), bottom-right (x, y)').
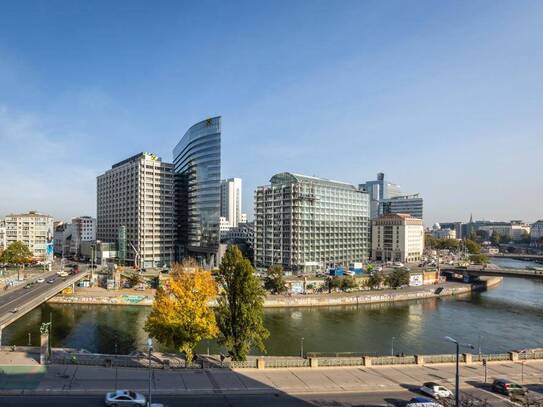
top-left (1, 1), bottom-right (542, 225)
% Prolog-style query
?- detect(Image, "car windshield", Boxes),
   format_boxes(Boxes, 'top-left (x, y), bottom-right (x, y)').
top-left (129, 391), bottom-right (137, 399)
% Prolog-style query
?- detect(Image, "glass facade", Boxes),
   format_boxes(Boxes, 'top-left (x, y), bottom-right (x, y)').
top-left (173, 117), bottom-right (221, 264)
top-left (255, 172), bottom-right (370, 274)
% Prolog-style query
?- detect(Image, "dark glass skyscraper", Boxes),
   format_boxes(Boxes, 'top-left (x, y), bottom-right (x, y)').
top-left (173, 117), bottom-right (221, 266)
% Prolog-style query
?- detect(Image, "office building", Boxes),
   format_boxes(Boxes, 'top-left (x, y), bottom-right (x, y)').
top-left (359, 172), bottom-right (402, 219)
top-left (372, 213), bottom-right (424, 263)
top-left (70, 216), bottom-right (96, 257)
top-left (97, 152), bottom-right (175, 268)
top-left (173, 117), bottom-right (221, 266)
top-left (255, 172), bottom-right (370, 275)
top-left (220, 178), bottom-right (243, 228)
top-left (531, 220), bottom-right (543, 242)
top-left (430, 224), bottom-right (457, 240)
top-left (3, 211), bottom-right (55, 259)
top-left (53, 222), bottom-right (73, 257)
top-left (379, 194), bottom-right (424, 220)
top-left (438, 222), bottom-right (463, 240)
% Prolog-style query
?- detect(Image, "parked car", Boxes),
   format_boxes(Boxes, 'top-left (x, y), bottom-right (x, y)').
top-left (420, 382), bottom-right (453, 399)
top-left (492, 379), bottom-right (527, 396)
top-left (406, 396), bottom-right (444, 407)
top-left (104, 390), bottom-right (146, 406)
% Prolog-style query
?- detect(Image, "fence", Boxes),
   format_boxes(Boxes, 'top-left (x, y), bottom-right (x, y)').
top-left (46, 348), bottom-right (543, 370)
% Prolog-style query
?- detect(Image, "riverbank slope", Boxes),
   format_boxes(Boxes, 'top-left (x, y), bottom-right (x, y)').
top-left (47, 276), bottom-right (502, 308)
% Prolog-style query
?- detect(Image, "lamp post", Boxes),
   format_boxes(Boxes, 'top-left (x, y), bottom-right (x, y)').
top-left (391, 336), bottom-right (396, 357)
top-left (445, 336), bottom-right (474, 407)
top-left (300, 337), bottom-right (304, 358)
top-left (147, 338), bottom-right (153, 407)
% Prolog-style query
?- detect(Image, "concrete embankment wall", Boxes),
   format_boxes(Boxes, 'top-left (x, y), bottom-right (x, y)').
top-left (47, 277), bottom-right (502, 308)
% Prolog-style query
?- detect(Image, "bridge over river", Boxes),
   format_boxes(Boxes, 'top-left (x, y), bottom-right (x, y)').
top-left (441, 265), bottom-right (543, 279)
top-left (0, 269), bottom-right (90, 344)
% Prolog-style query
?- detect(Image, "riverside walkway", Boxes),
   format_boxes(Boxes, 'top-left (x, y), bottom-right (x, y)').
top-left (0, 350), bottom-right (542, 399)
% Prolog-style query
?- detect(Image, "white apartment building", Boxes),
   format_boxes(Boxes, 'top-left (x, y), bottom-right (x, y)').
top-left (97, 152), bottom-right (175, 268)
top-left (53, 222), bottom-right (73, 257)
top-left (431, 228), bottom-right (457, 240)
top-left (372, 213), bottom-right (424, 263)
top-left (220, 178), bottom-right (242, 228)
top-left (0, 220), bottom-right (6, 251)
top-left (3, 211), bottom-right (55, 259)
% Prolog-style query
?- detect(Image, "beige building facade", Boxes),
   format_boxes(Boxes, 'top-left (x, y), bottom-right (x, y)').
top-left (3, 211), bottom-right (55, 259)
top-left (97, 152), bottom-right (175, 268)
top-left (372, 213), bottom-right (424, 263)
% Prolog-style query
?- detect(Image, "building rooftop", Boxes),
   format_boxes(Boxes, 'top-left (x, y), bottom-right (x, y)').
top-left (5, 211), bottom-right (53, 218)
top-left (269, 172), bottom-right (360, 191)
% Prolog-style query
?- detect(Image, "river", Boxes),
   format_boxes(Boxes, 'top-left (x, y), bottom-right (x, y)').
top-left (3, 258), bottom-right (543, 356)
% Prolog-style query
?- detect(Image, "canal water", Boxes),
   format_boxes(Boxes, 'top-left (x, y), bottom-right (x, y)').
top-left (3, 258), bottom-right (543, 356)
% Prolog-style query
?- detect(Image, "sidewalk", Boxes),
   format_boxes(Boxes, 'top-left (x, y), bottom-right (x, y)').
top-left (1, 351), bottom-right (542, 396)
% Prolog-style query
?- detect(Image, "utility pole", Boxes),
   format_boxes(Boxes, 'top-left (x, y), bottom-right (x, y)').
top-left (147, 338), bottom-right (153, 407)
top-left (445, 336), bottom-right (474, 407)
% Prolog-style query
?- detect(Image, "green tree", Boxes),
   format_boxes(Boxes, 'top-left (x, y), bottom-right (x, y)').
top-left (464, 239), bottom-right (481, 254)
top-left (470, 254), bottom-right (490, 265)
top-left (125, 271), bottom-right (143, 288)
top-left (216, 246), bottom-right (269, 361)
top-left (425, 234), bottom-right (438, 249)
top-left (490, 232), bottom-right (502, 246)
top-left (263, 264), bottom-right (287, 294)
top-left (385, 269), bottom-right (410, 289)
top-left (436, 238), bottom-right (460, 251)
top-left (366, 264), bottom-right (375, 273)
top-left (144, 261), bottom-right (218, 362)
top-left (366, 271), bottom-right (384, 289)
top-left (340, 276), bottom-right (357, 291)
top-left (327, 276), bottom-right (342, 292)
top-left (0, 241), bottom-right (33, 265)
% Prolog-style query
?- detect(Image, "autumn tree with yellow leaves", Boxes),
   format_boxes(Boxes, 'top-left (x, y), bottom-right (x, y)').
top-left (144, 261), bottom-right (218, 362)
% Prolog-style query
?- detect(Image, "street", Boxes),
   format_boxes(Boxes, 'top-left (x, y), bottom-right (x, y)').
top-left (0, 387), bottom-right (527, 407)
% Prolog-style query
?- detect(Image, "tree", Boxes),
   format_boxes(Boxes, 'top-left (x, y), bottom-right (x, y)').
top-left (436, 238), bottom-right (460, 252)
top-left (216, 246), bottom-right (269, 361)
top-left (464, 239), bottom-right (481, 254)
top-left (125, 271), bottom-right (143, 288)
top-left (327, 276), bottom-right (342, 292)
top-left (425, 234), bottom-right (438, 249)
top-left (340, 276), bottom-right (357, 291)
top-left (366, 264), bottom-right (375, 273)
top-left (385, 269), bottom-right (410, 289)
top-left (366, 271), bottom-right (384, 289)
top-left (470, 254), bottom-right (489, 265)
top-left (144, 261), bottom-right (218, 362)
top-left (264, 264), bottom-right (287, 294)
top-left (490, 232), bottom-right (502, 246)
top-left (0, 241), bottom-right (32, 265)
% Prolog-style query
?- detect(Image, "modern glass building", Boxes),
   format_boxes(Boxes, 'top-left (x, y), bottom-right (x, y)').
top-left (173, 117), bottom-right (221, 266)
top-left (255, 172), bottom-right (370, 275)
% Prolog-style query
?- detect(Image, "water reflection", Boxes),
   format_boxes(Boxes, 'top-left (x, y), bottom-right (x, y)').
top-left (3, 259), bottom-right (543, 356)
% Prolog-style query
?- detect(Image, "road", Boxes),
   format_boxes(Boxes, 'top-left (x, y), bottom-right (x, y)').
top-left (0, 262), bottom-right (92, 340)
top-left (0, 387), bottom-right (525, 407)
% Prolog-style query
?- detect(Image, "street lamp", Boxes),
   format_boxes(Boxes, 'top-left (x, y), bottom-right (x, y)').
top-left (445, 336), bottom-right (474, 407)
top-left (147, 338), bottom-right (153, 407)
top-left (391, 336), bottom-right (396, 357)
top-left (300, 337), bottom-right (304, 358)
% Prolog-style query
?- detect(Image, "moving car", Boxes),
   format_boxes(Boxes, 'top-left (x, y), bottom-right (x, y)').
top-left (420, 382), bottom-right (453, 399)
top-left (104, 390), bottom-right (146, 406)
top-left (24, 284), bottom-right (32, 289)
top-left (492, 379), bottom-right (527, 396)
top-left (47, 278), bottom-right (56, 284)
top-left (10, 308), bottom-right (18, 313)
top-left (37, 278), bottom-right (45, 283)
top-left (406, 396), bottom-right (444, 407)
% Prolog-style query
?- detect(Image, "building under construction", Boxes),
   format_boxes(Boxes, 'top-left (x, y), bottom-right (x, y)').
top-left (254, 172), bottom-right (370, 275)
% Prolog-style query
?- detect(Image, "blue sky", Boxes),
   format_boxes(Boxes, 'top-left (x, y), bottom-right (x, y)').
top-left (0, 0), bottom-right (542, 225)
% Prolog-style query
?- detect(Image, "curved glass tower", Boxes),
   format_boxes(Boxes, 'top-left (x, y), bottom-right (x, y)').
top-left (173, 117), bottom-right (221, 265)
